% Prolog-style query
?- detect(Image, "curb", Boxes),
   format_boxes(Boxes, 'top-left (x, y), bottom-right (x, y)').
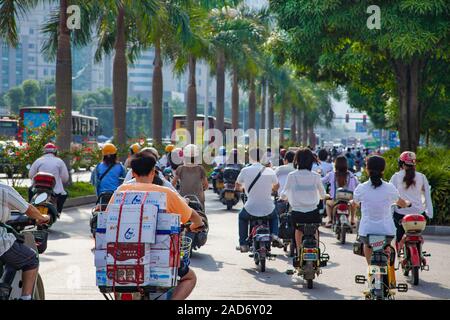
top-left (423, 225), bottom-right (450, 236)
top-left (64, 195), bottom-right (97, 209)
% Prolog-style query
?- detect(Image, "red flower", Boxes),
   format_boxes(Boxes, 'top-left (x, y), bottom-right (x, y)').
top-left (41, 123), bottom-right (47, 128)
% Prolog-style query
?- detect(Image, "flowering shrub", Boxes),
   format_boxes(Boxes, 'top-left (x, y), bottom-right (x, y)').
top-left (71, 143), bottom-right (102, 171)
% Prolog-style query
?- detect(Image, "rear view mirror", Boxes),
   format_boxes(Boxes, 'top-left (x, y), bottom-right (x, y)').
top-left (34, 193), bottom-right (48, 205)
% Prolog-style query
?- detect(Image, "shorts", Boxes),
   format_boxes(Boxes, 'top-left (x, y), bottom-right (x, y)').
top-left (291, 209), bottom-right (322, 231)
top-left (359, 235), bottom-right (394, 247)
top-left (0, 241), bottom-right (39, 272)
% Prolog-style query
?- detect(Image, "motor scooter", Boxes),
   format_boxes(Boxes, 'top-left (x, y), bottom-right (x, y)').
top-left (332, 188), bottom-right (353, 244)
top-left (30, 172), bottom-right (59, 227)
top-left (220, 166), bottom-right (241, 210)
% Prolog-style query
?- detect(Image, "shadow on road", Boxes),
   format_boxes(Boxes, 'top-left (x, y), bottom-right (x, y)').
top-left (403, 279), bottom-right (450, 299)
top-left (190, 252), bottom-right (235, 272)
top-left (291, 277), bottom-right (354, 300)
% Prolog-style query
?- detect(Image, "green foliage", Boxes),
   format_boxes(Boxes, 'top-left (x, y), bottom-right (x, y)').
top-left (22, 80), bottom-right (40, 106)
top-left (360, 147), bottom-right (450, 225)
top-left (14, 182), bottom-right (95, 199)
top-left (5, 87), bottom-right (24, 113)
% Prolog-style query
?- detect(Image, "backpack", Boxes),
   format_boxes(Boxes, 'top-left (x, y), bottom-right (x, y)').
top-left (278, 212), bottom-right (294, 240)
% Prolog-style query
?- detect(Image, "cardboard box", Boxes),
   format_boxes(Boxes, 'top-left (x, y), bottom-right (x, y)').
top-left (106, 243), bottom-right (151, 265)
top-left (107, 204), bottom-right (158, 225)
top-left (156, 213), bottom-right (181, 234)
top-left (95, 232), bottom-right (107, 250)
top-left (106, 221), bottom-right (156, 243)
top-left (96, 211), bottom-right (108, 231)
top-left (145, 192), bottom-right (167, 212)
top-left (94, 249), bottom-right (107, 268)
top-left (96, 267), bottom-right (107, 287)
top-left (149, 267), bottom-right (178, 287)
top-left (106, 264), bottom-right (152, 286)
top-left (150, 234), bottom-right (180, 268)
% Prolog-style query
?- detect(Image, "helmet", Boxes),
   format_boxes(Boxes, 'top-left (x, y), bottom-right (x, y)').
top-left (102, 143), bottom-right (117, 156)
top-left (129, 143), bottom-right (140, 155)
top-left (165, 144), bottom-right (175, 153)
top-left (399, 151), bottom-right (416, 166)
top-left (280, 148), bottom-right (287, 158)
top-left (170, 147), bottom-right (184, 166)
top-left (183, 144), bottom-right (200, 158)
top-left (44, 143), bottom-right (57, 154)
top-left (142, 147), bottom-right (160, 159)
top-left (219, 146), bottom-right (226, 156)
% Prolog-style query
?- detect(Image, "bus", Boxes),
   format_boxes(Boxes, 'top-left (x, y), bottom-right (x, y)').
top-left (0, 117), bottom-right (19, 140)
top-left (171, 114), bottom-right (232, 145)
top-left (18, 106), bottom-right (99, 144)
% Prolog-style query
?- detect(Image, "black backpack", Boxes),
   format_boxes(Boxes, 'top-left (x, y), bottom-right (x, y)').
top-left (278, 212), bottom-right (294, 240)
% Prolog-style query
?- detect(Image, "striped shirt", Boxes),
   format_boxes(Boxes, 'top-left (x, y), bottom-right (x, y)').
top-left (0, 183), bottom-right (30, 256)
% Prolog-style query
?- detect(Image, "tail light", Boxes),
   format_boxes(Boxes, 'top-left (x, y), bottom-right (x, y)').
top-left (33, 173), bottom-right (56, 189)
top-left (303, 248), bottom-right (317, 253)
top-left (337, 203), bottom-right (348, 212)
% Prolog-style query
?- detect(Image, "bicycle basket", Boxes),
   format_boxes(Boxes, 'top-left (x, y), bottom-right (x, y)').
top-left (180, 236), bottom-right (193, 260)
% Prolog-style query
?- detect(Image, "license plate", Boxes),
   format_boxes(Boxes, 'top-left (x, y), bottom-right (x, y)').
top-left (369, 265), bottom-right (387, 275)
top-left (303, 253), bottom-right (317, 261)
top-left (217, 182), bottom-right (224, 189)
top-left (225, 192), bottom-right (235, 200)
top-left (38, 206), bottom-right (48, 215)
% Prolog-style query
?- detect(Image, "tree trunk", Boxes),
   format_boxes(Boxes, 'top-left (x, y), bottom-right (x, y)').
top-left (231, 67), bottom-right (239, 130)
top-left (215, 50), bottom-right (225, 141)
top-left (290, 106), bottom-right (296, 143)
top-left (55, 0), bottom-right (72, 173)
top-left (302, 110), bottom-right (308, 146)
top-left (248, 77), bottom-right (256, 130)
top-left (260, 79), bottom-right (266, 129)
top-left (186, 55), bottom-right (197, 143)
top-left (309, 124), bottom-right (316, 149)
top-left (113, 4), bottom-right (127, 152)
top-left (296, 109), bottom-right (302, 144)
top-left (268, 88), bottom-right (274, 130)
top-left (152, 37), bottom-right (163, 146)
top-left (392, 57), bottom-right (424, 152)
top-left (280, 106), bottom-right (285, 144)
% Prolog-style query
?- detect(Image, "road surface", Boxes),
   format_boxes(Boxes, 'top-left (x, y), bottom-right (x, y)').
top-left (39, 190), bottom-right (450, 300)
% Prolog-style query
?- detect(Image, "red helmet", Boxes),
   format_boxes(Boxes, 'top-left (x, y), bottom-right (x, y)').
top-left (399, 151), bottom-right (416, 166)
top-left (44, 143), bottom-right (57, 154)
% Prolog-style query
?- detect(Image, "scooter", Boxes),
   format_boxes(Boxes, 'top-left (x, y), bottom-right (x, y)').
top-left (184, 194), bottom-right (209, 253)
top-left (29, 172), bottom-right (59, 227)
top-left (398, 214), bottom-right (430, 286)
top-left (90, 191), bottom-right (114, 238)
top-left (355, 234), bottom-right (408, 300)
top-left (247, 216), bottom-right (275, 273)
top-left (210, 164), bottom-right (224, 195)
top-left (332, 188), bottom-right (354, 244)
top-left (0, 211), bottom-right (48, 300)
top-left (287, 223), bottom-right (329, 289)
top-left (220, 166), bottom-right (241, 210)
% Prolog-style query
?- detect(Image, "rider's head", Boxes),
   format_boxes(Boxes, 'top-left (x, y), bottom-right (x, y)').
top-left (366, 155), bottom-right (385, 189)
top-left (219, 146), bottom-right (226, 156)
top-left (102, 143), bottom-right (118, 165)
top-left (130, 151), bottom-right (157, 180)
top-left (129, 143), bottom-right (141, 156)
top-left (43, 142), bottom-right (57, 156)
top-left (335, 155), bottom-right (349, 187)
top-left (284, 150), bottom-right (295, 164)
top-left (165, 144), bottom-right (175, 154)
top-left (294, 148), bottom-right (315, 171)
top-left (318, 149), bottom-right (329, 162)
top-left (398, 151), bottom-right (417, 189)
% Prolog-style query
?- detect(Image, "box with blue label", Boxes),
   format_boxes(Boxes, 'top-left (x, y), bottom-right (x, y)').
top-left (149, 267), bottom-right (178, 287)
top-left (156, 213), bottom-right (181, 234)
top-left (111, 191), bottom-right (167, 212)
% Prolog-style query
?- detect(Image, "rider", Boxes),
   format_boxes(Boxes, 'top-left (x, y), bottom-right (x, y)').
top-left (235, 148), bottom-right (281, 252)
top-left (160, 144), bottom-right (175, 169)
top-left (280, 148), bottom-right (328, 257)
top-left (212, 146), bottom-right (227, 167)
top-left (322, 155), bottom-right (359, 227)
top-left (275, 150), bottom-right (295, 195)
top-left (112, 151), bottom-right (204, 300)
top-left (345, 148), bottom-right (355, 173)
top-left (172, 144), bottom-right (209, 209)
top-left (90, 143), bottom-right (127, 197)
top-left (313, 149), bottom-right (333, 177)
top-left (389, 151), bottom-right (433, 253)
top-left (0, 183), bottom-right (50, 300)
top-left (124, 143), bottom-right (141, 168)
top-left (352, 155), bottom-right (410, 264)
top-left (28, 143), bottom-right (69, 213)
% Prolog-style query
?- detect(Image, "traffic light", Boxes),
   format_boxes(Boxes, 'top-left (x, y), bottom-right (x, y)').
top-left (363, 114), bottom-right (367, 125)
top-left (345, 114), bottom-right (349, 123)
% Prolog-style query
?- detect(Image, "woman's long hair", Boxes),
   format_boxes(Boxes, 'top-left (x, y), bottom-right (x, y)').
top-left (335, 155), bottom-right (348, 188)
top-left (402, 163), bottom-right (416, 189)
top-left (367, 155), bottom-right (385, 188)
top-left (103, 154), bottom-right (117, 166)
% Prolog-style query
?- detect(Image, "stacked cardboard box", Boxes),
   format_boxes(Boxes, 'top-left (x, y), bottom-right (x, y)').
top-left (94, 191), bottom-right (181, 288)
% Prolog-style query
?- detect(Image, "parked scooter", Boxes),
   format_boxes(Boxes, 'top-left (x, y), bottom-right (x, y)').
top-left (184, 194), bottom-right (209, 254)
top-left (90, 191), bottom-right (114, 238)
top-left (220, 166), bottom-right (241, 210)
top-left (287, 223), bottom-right (329, 289)
top-left (355, 235), bottom-right (408, 300)
top-left (30, 172), bottom-right (59, 227)
top-left (0, 211), bottom-right (47, 300)
top-left (398, 214), bottom-right (430, 285)
top-left (332, 188), bottom-right (354, 244)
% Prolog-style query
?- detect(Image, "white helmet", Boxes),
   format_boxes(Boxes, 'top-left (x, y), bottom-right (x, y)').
top-left (183, 144), bottom-right (200, 158)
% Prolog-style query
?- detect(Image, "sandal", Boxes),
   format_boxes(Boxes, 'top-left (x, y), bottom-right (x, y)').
top-left (325, 221), bottom-right (332, 228)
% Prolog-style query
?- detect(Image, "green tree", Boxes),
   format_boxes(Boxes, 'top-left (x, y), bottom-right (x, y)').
top-left (22, 79), bottom-right (40, 106)
top-left (271, 0), bottom-right (450, 152)
top-left (5, 86), bottom-right (24, 113)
